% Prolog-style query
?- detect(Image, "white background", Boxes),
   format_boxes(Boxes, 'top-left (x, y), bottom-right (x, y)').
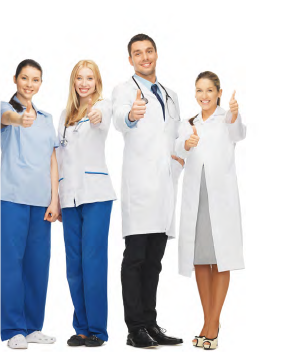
top-left (0, 1), bottom-right (287, 351)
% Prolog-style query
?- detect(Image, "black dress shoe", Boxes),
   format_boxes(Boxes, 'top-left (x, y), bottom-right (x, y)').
top-left (127, 328), bottom-right (158, 348)
top-left (146, 325), bottom-right (183, 345)
top-left (85, 335), bottom-right (104, 347)
top-left (67, 335), bottom-right (86, 346)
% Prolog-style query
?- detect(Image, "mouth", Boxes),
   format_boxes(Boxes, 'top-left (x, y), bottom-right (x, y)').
top-left (24, 89), bottom-right (33, 94)
top-left (201, 100), bottom-right (210, 105)
top-left (141, 62), bottom-right (152, 68)
top-left (79, 88), bottom-right (90, 94)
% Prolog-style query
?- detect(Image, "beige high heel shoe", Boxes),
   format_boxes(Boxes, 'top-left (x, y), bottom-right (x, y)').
top-left (203, 336), bottom-right (218, 349)
top-left (192, 335), bottom-right (205, 347)
top-left (203, 324), bottom-right (220, 350)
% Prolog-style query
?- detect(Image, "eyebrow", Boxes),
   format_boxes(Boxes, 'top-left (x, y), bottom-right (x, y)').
top-left (196, 87), bottom-right (215, 89)
top-left (132, 47), bottom-right (154, 54)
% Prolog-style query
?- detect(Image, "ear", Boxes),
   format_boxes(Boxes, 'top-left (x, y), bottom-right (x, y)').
top-left (218, 88), bottom-right (223, 98)
top-left (13, 75), bottom-right (17, 84)
top-left (128, 56), bottom-right (134, 67)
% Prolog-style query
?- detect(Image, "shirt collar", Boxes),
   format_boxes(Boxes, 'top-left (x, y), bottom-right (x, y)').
top-left (12, 95), bottom-right (44, 115)
top-left (133, 74), bottom-right (160, 92)
top-left (196, 105), bottom-right (225, 123)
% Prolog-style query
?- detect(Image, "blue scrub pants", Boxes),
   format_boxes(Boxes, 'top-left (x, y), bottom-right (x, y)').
top-left (1, 201), bottom-right (51, 341)
top-left (62, 201), bottom-right (113, 341)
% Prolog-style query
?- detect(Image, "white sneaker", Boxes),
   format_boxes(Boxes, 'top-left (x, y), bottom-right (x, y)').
top-left (7, 334), bottom-right (28, 349)
top-left (26, 331), bottom-right (56, 344)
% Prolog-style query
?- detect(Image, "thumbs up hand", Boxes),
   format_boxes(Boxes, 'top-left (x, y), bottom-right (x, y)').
top-left (185, 125), bottom-right (200, 151)
top-left (87, 97), bottom-right (102, 125)
top-left (229, 90), bottom-right (239, 122)
top-left (20, 101), bottom-right (35, 128)
top-left (128, 89), bottom-right (146, 122)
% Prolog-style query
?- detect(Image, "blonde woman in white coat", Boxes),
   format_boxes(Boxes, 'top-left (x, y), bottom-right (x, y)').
top-left (56, 60), bottom-right (116, 348)
top-left (175, 71), bottom-right (246, 350)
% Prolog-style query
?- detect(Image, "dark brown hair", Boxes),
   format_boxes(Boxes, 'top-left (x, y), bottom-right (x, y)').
top-left (128, 34), bottom-right (157, 57)
top-left (9, 59), bottom-right (43, 112)
top-left (189, 71), bottom-right (221, 126)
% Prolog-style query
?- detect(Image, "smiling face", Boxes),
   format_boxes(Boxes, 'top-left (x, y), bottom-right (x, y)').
top-left (74, 67), bottom-right (96, 101)
top-left (14, 66), bottom-right (42, 103)
top-left (195, 78), bottom-right (222, 112)
top-left (129, 40), bottom-right (158, 81)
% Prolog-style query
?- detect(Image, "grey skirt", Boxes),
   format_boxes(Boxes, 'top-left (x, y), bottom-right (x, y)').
top-left (193, 167), bottom-right (217, 265)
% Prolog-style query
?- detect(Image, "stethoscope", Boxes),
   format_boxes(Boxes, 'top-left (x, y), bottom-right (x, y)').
top-left (60, 118), bottom-right (87, 147)
top-left (132, 76), bottom-right (180, 121)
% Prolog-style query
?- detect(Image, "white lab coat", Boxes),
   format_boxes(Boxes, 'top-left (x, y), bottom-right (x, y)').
top-left (56, 99), bottom-right (116, 208)
top-left (175, 106), bottom-right (246, 275)
top-left (112, 77), bottom-right (183, 238)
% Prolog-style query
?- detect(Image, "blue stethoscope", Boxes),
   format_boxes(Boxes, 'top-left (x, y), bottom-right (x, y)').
top-left (132, 76), bottom-right (180, 121)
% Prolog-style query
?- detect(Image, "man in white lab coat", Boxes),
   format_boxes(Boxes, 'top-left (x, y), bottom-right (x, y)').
top-left (112, 34), bottom-right (183, 348)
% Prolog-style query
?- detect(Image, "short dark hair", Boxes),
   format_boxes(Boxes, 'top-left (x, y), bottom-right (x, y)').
top-left (128, 34), bottom-right (157, 57)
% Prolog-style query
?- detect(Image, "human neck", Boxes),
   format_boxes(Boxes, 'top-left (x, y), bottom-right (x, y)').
top-left (135, 71), bottom-right (156, 84)
top-left (202, 105), bottom-right (218, 121)
top-left (16, 93), bottom-right (31, 107)
top-left (79, 95), bottom-right (91, 108)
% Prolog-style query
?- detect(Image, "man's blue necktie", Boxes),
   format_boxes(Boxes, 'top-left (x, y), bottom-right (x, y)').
top-left (151, 84), bottom-right (165, 121)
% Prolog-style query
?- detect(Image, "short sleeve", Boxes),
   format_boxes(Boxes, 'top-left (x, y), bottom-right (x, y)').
top-left (1, 101), bottom-right (13, 116)
top-left (49, 116), bottom-right (59, 148)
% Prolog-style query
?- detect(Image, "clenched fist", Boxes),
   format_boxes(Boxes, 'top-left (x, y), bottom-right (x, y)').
top-left (229, 90), bottom-right (239, 123)
top-left (185, 126), bottom-right (200, 151)
top-left (20, 101), bottom-right (35, 128)
top-left (128, 89), bottom-right (146, 122)
top-left (87, 97), bottom-right (102, 125)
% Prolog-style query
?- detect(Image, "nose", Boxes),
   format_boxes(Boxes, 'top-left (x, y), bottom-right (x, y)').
top-left (26, 80), bottom-right (32, 88)
top-left (142, 52), bottom-right (148, 61)
top-left (81, 79), bottom-right (88, 87)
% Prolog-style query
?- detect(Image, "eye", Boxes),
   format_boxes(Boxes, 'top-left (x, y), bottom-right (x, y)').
top-left (34, 79), bottom-right (39, 82)
top-left (88, 78), bottom-right (93, 80)
top-left (208, 89), bottom-right (212, 92)
top-left (77, 77), bottom-right (82, 80)
top-left (22, 77), bottom-right (27, 80)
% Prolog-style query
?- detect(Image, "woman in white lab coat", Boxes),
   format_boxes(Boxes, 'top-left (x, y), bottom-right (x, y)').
top-left (175, 71), bottom-right (246, 350)
top-left (56, 60), bottom-right (116, 348)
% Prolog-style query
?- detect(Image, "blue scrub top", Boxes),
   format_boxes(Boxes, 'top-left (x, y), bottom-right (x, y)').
top-left (1, 96), bottom-right (59, 207)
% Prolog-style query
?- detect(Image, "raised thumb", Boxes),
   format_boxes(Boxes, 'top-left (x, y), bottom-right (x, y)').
top-left (87, 97), bottom-right (92, 114)
top-left (136, 89), bottom-right (142, 101)
top-left (26, 100), bottom-right (32, 113)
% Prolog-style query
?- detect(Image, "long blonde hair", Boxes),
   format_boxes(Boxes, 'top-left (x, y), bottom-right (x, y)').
top-left (65, 60), bottom-right (103, 126)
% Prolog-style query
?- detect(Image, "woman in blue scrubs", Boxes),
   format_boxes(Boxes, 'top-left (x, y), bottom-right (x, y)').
top-left (56, 60), bottom-right (116, 347)
top-left (1, 59), bottom-right (59, 349)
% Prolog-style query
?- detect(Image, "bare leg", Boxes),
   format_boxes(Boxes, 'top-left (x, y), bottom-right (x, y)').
top-left (192, 265), bottom-right (213, 343)
top-left (203, 265), bottom-right (230, 347)
top-left (78, 334), bottom-right (87, 339)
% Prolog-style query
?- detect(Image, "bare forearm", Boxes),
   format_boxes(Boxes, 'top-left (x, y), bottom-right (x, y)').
top-left (50, 149), bottom-right (59, 204)
top-left (1, 111), bottom-right (21, 127)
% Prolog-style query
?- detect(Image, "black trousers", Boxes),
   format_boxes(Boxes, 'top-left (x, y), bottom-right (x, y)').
top-left (121, 233), bottom-right (168, 332)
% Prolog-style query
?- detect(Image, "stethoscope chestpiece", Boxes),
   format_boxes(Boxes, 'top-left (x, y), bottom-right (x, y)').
top-left (142, 97), bottom-right (149, 104)
top-left (60, 139), bottom-right (68, 147)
